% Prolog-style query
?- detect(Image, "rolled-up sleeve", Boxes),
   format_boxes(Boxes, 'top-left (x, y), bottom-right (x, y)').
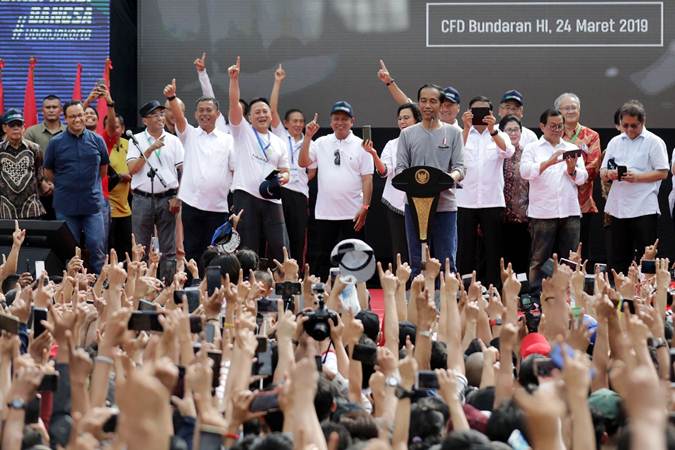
top-left (573, 157), bottom-right (589, 185)
top-left (450, 130), bottom-right (465, 180)
top-left (519, 144), bottom-right (540, 180)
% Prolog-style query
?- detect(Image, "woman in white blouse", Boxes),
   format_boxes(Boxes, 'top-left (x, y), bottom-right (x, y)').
top-left (363, 103), bottom-right (421, 263)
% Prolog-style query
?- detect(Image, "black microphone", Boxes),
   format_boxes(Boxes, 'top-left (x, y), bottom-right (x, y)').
top-left (125, 129), bottom-right (140, 146)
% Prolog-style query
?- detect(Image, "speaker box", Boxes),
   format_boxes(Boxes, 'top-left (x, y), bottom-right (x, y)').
top-left (0, 220), bottom-right (77, 276)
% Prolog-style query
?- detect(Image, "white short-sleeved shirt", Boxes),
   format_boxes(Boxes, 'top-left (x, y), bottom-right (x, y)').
top-left (456, 127), bottom-right (514, 208)
top-left (520, 126), bottom-right (538, 147)
top-left (176, 124), bottom-right (234, 212)
top-left (229, 119), bottom-right (289, 204)
top-left (380, 137), bottom-right (405, 213)
top-left (602, 128), bottom-right (669, 219)
top-left (127, 130), bottom-right (184, 193)
top-left (309, 131), bottom-right (374, 220)
top-left (271, 124), bottom-right (316, 198)
top-left (520, 137), bottom-right (588, 219)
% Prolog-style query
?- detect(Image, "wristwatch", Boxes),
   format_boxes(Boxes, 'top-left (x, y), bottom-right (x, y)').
top-left (489, 130), bottom-right (498, 136)
top-left (489, 318), bottom-right (503, 327)
top-left (385, 376), bottom-right (399, 389)
top-left (7, 399), bottom-right (26, 410)
top-left (653, 337), bottom-right (668, 349)
top-left (395, 385), bottom-right (415, 399)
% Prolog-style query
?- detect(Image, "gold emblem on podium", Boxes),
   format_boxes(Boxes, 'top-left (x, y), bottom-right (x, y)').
top-left (415, 168), bottom-right (430, 185)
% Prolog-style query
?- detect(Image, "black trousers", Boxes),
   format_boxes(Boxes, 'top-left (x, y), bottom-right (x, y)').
top-left (280, 187), bottom-right (308, 265)
top-left (610, 214), bottom-right (657, 275)
top-left (232, 190), bottom-right (287, 264)
top-left (580, 213), bottom-right (596, 260)
top-left (182, 201), bottom-right (228, 271)
top-left (501, 221), bottom-right (530, 275)
top-left (312, 219), bottom-right (363, 281)
top-left (457, 207), bottom-right (504, 288)
top-left (109, 215), bottom-right (132, 258)
top-left (386, 207), bottom-right (408, 264)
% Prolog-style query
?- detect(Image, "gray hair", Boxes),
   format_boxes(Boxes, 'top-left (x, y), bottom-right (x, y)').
top-left (553, 92), bottom-right (581, 110)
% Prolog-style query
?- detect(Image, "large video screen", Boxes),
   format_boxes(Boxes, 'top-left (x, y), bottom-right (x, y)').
top-left (0, 0), bottom-right (110, 120)
top-left (139, 0), bottom-right (674, 128)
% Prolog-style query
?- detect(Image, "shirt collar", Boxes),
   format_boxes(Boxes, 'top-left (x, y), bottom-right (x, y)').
top-left (331, 130), bottom-right (354, 143)
top-left (0, 139), bottom-right (28, 151)
top-left (537, 136), bottom-right (568, 149)
top-left (469, 126), bottom-right (490, 136)
top-left (66, 128), bottom-right (87, 139)
top-left (41, 122), bottom-right (65, 134)
top-left (620, 127), bottom-right (647, 141)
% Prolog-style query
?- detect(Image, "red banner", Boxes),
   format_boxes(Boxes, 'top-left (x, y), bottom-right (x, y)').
top-left (72, 63), bottom-right (82, 101)
top-left (22, 57), bottom-right (37, 127)
top-left (95, 57), bottom-right (112, 135)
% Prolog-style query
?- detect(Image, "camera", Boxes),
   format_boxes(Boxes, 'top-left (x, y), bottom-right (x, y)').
top-left (302, 299), bottom-right (338, 341)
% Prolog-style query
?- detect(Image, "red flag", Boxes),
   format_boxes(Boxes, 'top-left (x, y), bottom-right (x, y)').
top-left (23, 57), bottom-right (38, 127)
top-left (95, 57), bottom-right (112, 135)
top-left (0, 59), bottom-right (5, 116)
top-left (72, 63), bottom-right (82, 101)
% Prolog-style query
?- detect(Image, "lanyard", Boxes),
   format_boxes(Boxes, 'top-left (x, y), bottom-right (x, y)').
top-left (567, 124), bottom-right (581, 143)
top-left (145, 130), bottom-right (162, 162)
top-left (287, 136), bottom-right (294, 165)
top-left (253, 129), bottom-right (270, 161)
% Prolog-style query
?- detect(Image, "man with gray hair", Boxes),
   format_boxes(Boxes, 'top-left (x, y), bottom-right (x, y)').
top-left (554, 92), bottom-right (602, 259)
top-left (600, 101), bottom-right (668, 274)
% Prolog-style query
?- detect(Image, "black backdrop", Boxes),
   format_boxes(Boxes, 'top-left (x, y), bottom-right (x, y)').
top-left (111, 1), bottom-right (675, 277)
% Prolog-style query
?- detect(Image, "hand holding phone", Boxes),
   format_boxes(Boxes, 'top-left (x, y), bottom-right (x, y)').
top-left (471, 107), bottom-right (490, 126)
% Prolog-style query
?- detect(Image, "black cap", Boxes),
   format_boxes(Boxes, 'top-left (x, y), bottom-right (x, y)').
top-left (259, 170), bottom-right (282, 200)
top-left (139, 100), bottom-right (166, 117)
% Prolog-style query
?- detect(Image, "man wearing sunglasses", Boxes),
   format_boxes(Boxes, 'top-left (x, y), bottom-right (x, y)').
top-left (520, 108), bottom-right (588, 290)
top-left (601, 101), bottom-right (668, 274)
top-left (299, 101), bottom-right (374, 279)
top-left (0, 109), bottom-right (46, 219)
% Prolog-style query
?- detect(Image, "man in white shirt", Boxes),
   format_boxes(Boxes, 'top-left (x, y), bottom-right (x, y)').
top-left (600, 101), bottom-right (668, 274)
top-left (299, 101), bottom-right (374, 279)
top-left (497, 90), bottom-right (538, 147)
top-left (520, 109), bottom-right (588, 289)
top-left (163, 79), bottom-right (235, 266)
top-left (269, 64), bottom-right (317, 264)
top-left (127, 100), bottom-right (185, 262)
top-left (457, 96), bottom-right (514, 287)
top-left (227, 57), bottom-right (291, 264)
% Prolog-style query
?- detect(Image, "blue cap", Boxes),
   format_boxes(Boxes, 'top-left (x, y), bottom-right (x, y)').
top-left (442, 86), bottom-right (461, 104)
top-left (259, 170), bottom-right (282, 200)
top-left (2, 109), bottom-right (24, 125)
top-left (139, 100), bottom-right (166, 117)
top-left (330, 100), bottom-right (353, 117)
top-left (501, 89), bottom-right (524, 105)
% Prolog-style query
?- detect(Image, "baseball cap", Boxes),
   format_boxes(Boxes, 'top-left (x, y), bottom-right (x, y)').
top-left (442, 86), bottom-right (461, 104)
top-left (330, 100), bottom-right (353, 117)
top-left (355, 310), bottom-right (380, 342)
top-left (139, 100), bottom-right (166, 117)
top-left (588, 388), bottom-right (622, 421)
top-left (520, 332), bottom-right (551, 359)
top-left (330, 239), bottom-right (375, 282)
top-left (500, 89), bottom-right (524, 105)
top-left (258, 170), bottom-right (282, 200)
top-left (210, 221), bottom-right (240, 254)
top-left (2, 109), bottom-right (24, 125)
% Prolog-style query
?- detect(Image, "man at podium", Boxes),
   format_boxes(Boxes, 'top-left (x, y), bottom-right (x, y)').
top-left (395, 84), bottom-right (465, 277)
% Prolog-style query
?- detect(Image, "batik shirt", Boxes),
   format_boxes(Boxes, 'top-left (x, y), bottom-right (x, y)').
top-left (503, 143), bottom-right (529, 223)
top-left (0, 139), bottom-right (46, 218)
top-left (563, 124), bottom-right (602, 214)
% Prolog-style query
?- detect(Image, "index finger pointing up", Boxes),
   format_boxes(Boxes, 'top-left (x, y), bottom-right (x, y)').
top-left (379, 59), bottom-right (388, 70)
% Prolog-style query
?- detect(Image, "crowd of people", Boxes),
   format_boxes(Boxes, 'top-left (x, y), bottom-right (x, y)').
top-left (0, 53), bottom-right (674, 449)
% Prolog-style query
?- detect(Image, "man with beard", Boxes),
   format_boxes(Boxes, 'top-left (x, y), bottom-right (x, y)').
top-left (164, 78), bottom-right (234, 265)
top-left (228, 57), bottom-right (290, 263)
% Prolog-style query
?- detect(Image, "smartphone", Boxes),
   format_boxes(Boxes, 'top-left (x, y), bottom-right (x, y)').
top-left (249, 390), bottom-right (280, 413)
top-left (138, 299), bottom-right (157, 312)
top-left (34, 260), bottom-right (45, 279)
top-left (362, 125), bottom-right (372, 142)
top-left (533, 358), bottom-right (555, 377)
top-left (32, 307), bottom-right (48, 338)
top-left (583, 274), bottom-right (595, 295)
top-left (173, 365), bottom-right (186, 399)
top-left (150, 236), bottom-right (160, 254)
top-left (622, 298), bottom-right (636, 314)
top-left (329, 267), bottom-right (340, 286)
top-left (38, 373), bottom-right (59, 392)
top-left (351, 343), bottom-right (377, 365)
top-left (595, 263), bottom-right (607, 274)
top-left (190, 315), bottom-right (203, 334)
top-left (275, 282), bottom-right (301, 298)
top-left (471, 107), bottom-right (490, 126)
top-left (257, 297), bottom-right (277, 314)
top-left (256, 336), bottom-right (268, 353)
top-left (24, 258), bottom-right (31, 274)
top-left (127, 311), bottom-right (163, 332)
top-left (0, 314), bottom-right (21, 335)
top-left (207, 351), bottom-right (222, 388)
top-left (559, 258), bottom-right (578, 271)
top-left (641, 259), bottom-right (656, 274)
top-left (206, 266), bottom-right (221, 297)
top-left (540, 258), bottom-right (555, 278)
top-left (415, 370), bottom-right (439, 389)
top-left (25, 395), bottom-right (41, 424)
top-left (252, 350), bottom-right (273, 377)
top-left (162, 259), bottom-right (177, 286)
top-left (205, 322), bottom-right (216, 343)
top-left (563, 149), bottom-right (583, 159)
top-left (102, 410), bottom-right (119, 433)
top-left (183, 287), bottom-right (201, 313)
top-left (519, 294), bottom-right (534, 311)
top-left (617, 165), bottom-right (627, 180)
top-left (461, 274), bottom-right (472, 291)
top-left (315, 355), bottom-right (323, 372)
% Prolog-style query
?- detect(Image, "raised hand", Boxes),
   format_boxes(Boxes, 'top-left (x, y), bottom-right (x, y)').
top-left (396, 253), bottom-right (411, 285)
top-left (163, 78), bottom-right (177, 98)
top-left (274, 63), bottom-right (286, 82)
top-left (305, 113), bottom-right (320, 138)
top-left (273, 247), bottom-right (299, 282)
top-left (228, 56), bottom-right (241, 80)
top-left (643, 238), bottom-right (659, 260)
top-left (377, 262), bottom-right (398, 296)
top-left (376, 59), bottom-right (392, 84)
top-left (12, 219), bottom-right (26, 247)
top-left (193, 52), bottom-right (206, 72)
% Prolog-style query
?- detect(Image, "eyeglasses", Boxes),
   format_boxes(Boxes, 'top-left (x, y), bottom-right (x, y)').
top-left (547, 124), bottom-right (564, 131)
top-left (504, 127), bottom-right (521, 133)
top-left (334, 149), bottom-right (341, 166)
top-left (621, 122), bottom-right (641, 129)
top-left (5, 122), bottom-right (23, 129)
top-left (559, 105), bottom-right (579, 112)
